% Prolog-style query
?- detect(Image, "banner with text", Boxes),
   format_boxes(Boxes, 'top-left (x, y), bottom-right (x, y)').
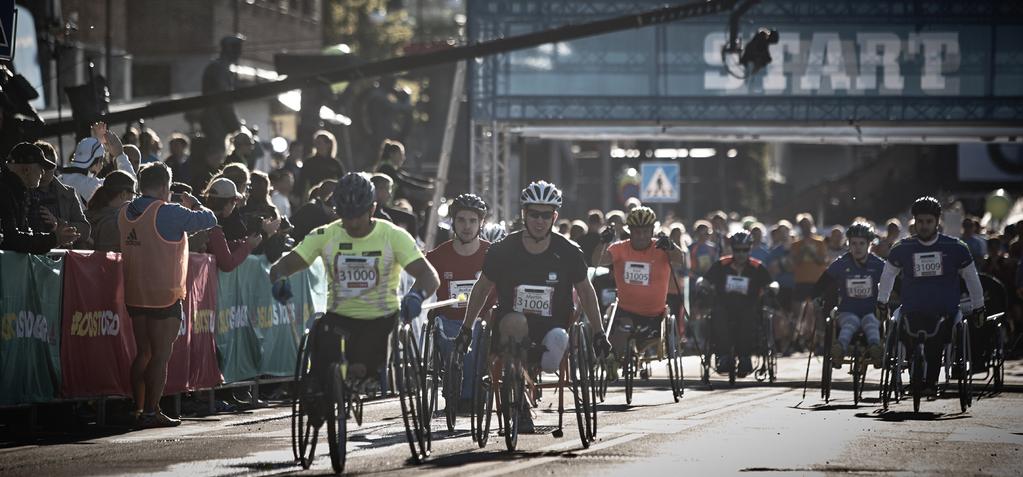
top-left (0, 252), bottom-right (63, 404)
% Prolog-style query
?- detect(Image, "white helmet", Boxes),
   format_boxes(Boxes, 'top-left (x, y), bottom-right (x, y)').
top-left (520, 180), bottom-right (563, 209)
top-left (480, 222), bottom-right (507, 243)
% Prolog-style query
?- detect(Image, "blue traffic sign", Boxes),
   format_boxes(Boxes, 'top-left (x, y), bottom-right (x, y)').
top-left (0, 0), bottom-right (15, 61)
top-left (640, 162), bottom-right (680, 203)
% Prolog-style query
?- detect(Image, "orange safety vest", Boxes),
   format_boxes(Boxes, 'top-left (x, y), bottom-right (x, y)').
top-left (119, 200), bottom-right (188, 308)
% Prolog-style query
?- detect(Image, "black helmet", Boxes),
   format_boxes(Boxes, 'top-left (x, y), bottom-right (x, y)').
top-left (729, 231), bottom-right (753, 248)
top-left (911, 196), bottom-right (942, 218)
top-left (333, 172), bottom-right (375, 219)
top-left (450, 193), bottom-right (488, 219)
top-left (846, 222), bottom-right (875, 241)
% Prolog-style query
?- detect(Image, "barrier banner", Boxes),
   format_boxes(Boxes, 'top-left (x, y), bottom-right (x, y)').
top-left (260, 256), bottom-right (322, 376)
top-left (164, 304), bottom-right (190, 395)
top-left (60, 251), bottom-right (136, 398)
top-left (216, 256), bottom-right (265, 383)
top-left (0, 252), bottom-right (63, 405)
top-left (187, 254), bottom-right (222, 390)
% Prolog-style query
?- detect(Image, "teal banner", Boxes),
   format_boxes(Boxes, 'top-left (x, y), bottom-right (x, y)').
top-left (215, 256), bottom-right (267, 383)
top-left (0, 252), bottom-right (63, 404)
top-left (260, 256), bottom-right (326, 376)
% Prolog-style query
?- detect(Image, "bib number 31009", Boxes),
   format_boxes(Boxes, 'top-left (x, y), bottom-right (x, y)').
top-left (514, 285), bottom-right (554, 317)
top-left (334, 255), bottom-right (379, 298)
top-left (912, 252), bottom-right (943, 278)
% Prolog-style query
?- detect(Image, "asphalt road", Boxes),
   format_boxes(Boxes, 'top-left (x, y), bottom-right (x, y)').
top-left (2, 355), bottom-right (1022, 476)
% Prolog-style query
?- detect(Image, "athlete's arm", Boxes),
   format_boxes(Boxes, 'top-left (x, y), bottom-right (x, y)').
top-left (269, 251), bottom-right (310, 283)
top-left (404, 257), bottom-right (440, 300)
top-left (461, 273), bottom-right (495, 330)
top-left (959, 261), bottom-right (984, 313)
top-left (876, 261), bottom-right (900, 304)
top-left (591, 242), bottom-right (612, 267)
top-left (574, 278), bottom-right (607, 335)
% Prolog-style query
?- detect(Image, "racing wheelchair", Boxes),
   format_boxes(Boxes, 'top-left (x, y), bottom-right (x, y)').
top-left (696, 280), bottom-right (780, 386)
top-left (819, 306), bottom-right (877, 405)
top-left (464, 311), bottom-right (600, 452)
top-left (600, 299), bottom-right (684, 405)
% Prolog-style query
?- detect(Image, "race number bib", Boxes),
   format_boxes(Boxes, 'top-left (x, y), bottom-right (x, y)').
top-left (334, 256), bottom-right (379, 298)
top-left (623, 261), bottom-right (651, 286)
top-left (448, 280), bottom-right (476, 308)
top-left (912, 252), bottom-right (943, 278)
top-left (514, 285), bottom-right (554, 317)
top-left (725, 275), bottom-right (750, 295)
top-left (846, 277), bottom-right (873, 298)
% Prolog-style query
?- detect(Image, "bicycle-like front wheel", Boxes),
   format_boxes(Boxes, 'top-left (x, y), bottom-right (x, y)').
top-left (665, 314), bottom-right (684, 402)
top-left (395, 322), bottom-right (431, 462)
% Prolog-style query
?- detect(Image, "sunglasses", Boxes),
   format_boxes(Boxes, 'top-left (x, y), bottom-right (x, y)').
top-left (525, 210), bottom-right (555, 220)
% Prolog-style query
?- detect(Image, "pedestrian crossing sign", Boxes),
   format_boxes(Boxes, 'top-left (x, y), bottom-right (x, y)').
top-left (640, 162), bottom-right (680, 203)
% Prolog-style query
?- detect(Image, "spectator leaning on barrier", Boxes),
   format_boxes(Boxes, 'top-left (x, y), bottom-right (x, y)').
top-left (1, 143), bottom-right (81, 253)
top-left (238, 170), bottom-right (288, 261)
top-left (119, 162), bottom-right (217, 428)
top-left (85, 170), bottom-right (137, 252)
top-left (202, 177), bottom-right (264, 272)
top-left (28, 141), bottom-right (91, 247)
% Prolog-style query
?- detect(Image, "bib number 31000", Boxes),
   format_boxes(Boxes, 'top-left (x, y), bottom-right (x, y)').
top-left (334, 255), bottom-right (379, 298)
top-left (514, 285), bottom-right (554, 317)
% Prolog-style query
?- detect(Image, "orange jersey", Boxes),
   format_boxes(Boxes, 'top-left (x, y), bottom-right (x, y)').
top-left (791, 235), bottom-right (827, 284)
top-left (608, 240), bottom-right (671, 317)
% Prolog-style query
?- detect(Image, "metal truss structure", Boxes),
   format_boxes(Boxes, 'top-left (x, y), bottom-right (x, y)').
top-left (469, 121), bottom-right (515, 223)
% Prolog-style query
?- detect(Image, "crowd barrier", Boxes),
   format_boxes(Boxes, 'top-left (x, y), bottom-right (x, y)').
top-left (0, 250), bottom-right (326, 407)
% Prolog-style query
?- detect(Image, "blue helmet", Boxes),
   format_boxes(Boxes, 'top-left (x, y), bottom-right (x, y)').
top-left (333, 172), bottom-right (376, 219)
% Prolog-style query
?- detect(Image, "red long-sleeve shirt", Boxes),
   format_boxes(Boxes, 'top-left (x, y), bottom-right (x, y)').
top-left (207, 225), bottom-right (254, 272)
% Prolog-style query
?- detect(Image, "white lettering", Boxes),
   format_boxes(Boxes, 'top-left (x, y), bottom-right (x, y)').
top-left (762, 33), bottom-right (801, 93)
top-left (703, 33), bottom-right (746, 91)
top-left (800, 32), bottom-right (852, 91)
top-left (910, 32), bottom-right (960, 93)
top-left (855, 33), bottom-right (904, 92)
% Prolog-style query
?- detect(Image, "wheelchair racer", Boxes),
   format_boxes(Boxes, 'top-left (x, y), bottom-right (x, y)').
top-left (702, 232), bottom-right (773, 377)
top-left (269, 172), bottom-right (440, 416)
top-left (426, 193), bottom-right (496, 405)
top-left (453, 180), bottom-right (612, 432)
top-left (811, 222), bottom-right (885, 368)
top-left (876, 196), bottom-right (984, 395)
top-left (590, 206), bottom-right (685, 381)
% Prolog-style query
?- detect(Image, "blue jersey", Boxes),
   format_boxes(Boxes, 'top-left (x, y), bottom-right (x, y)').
top-left (767, 245), bottom-right (794, 288)
top-left (825, 252), bottom-right (884, 316)
top-left (887, 234), bottom-right (973, 316)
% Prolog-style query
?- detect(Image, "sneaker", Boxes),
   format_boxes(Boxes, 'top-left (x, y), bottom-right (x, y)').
top-left (137, 411), bottom-right (181, 429)
top-left (830, 343), bottom-right (845, 369)
top-left (867, 344), bottom-right (883, 369)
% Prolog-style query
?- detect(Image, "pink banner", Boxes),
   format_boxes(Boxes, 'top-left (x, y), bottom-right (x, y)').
top-left (186, 254), bottom-right (223, 390)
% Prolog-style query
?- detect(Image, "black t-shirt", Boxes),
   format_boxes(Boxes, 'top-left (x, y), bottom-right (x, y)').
top-left (482, 231), bottom-right (587, 323)
top-left (704, 257), bottom-right (772, 311)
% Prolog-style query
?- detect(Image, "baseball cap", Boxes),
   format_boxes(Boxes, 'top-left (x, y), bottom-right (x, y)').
top-left (206, 178), bottom-right (243, 199)
top-left (6, 142), bottom-right (57, 169)
top-left (70, 137), bottom-right (106, 169)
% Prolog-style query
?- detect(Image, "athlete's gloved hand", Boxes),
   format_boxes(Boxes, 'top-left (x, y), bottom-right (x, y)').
top-left (655, 233), bottom-right (673, 251)
top-left (593, 330), bottom-right (612, 358)
top-left (401, 288), bottom-right (426, 323)
top-left (600, 227), bottom-right (615, 244)
top-left (454, 325), bottom-right (472, 355)
top-left (969, 306), bottom-right (987, 328)
top-left (876, 301), bottom-right (889, 320)
top-left (272, 279), bottom-right (293, 303)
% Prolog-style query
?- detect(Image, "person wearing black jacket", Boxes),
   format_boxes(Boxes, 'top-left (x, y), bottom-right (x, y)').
top-left (1, 143), bottom-right (80, 253)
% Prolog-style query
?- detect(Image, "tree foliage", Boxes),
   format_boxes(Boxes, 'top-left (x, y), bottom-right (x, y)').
top-left (325, 0), bottom-right (414, 61)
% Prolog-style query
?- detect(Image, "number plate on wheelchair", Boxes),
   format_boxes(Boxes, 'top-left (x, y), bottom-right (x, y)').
top-left (623, 261), bottom-right (651, 286)
top-left (846, 277), bottom-right (873, 298)
top-left (334, 256), bottom-right (379, 297)
top-left (912, 252), bottom-right (943, 278)
top-left (513, 285), bottom-right (554, 317)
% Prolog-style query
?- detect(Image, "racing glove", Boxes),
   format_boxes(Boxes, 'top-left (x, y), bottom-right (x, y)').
top-left (600, 227), bottom-right (615, 244)
top-left (401, 288), bottom-right (426, 323)
top-left (272, 279), bottom-right (293, 303)
top-left (655, 233), bottom-right (673, 251)
top-left (593, 330), bottom-right (613, 358)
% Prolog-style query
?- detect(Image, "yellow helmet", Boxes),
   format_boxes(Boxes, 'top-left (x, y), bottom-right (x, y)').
top-left (626, 206), bottom-right (657, 228)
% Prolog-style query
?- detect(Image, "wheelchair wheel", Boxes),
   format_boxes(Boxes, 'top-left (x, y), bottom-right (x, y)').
top-left (665, 314), bottom-right (684, 402)
top-left (911, 343), bottom-right (925, 413)
top-left (821, 316), bottom-right (834, 403)
top-left (422, 318), bottom-right (441, 423)
top-left (292, 331), bottom-right (319, 469)
top-left (326, 363), bottom-right (348, 474)
top-left (624, 338), bottom-right (637, 405)
top-left (570, 322), bottom-right (597, 448)
top-left (993, 322), bottom-right (1006, 393)
top-left (443, 348), bottom-right (464, 432)
top-left (500, 353), bottom-right (525, 451)
top-left (851, 350), bottom-right (863, 406)
top-left (953, 322), bottom-right (973, 412)
top-left (471, 323), bottom-right (494, 448)
top-left (594, 353), bottom-right (608, 403)
top-left (394, 323), bottom-right (431, 463)
top-left (879, 321), bottom-right (901, 410)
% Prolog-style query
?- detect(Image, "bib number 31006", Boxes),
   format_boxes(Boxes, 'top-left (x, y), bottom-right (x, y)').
top-left (514, 285), bottom-right (554, 317)
top-left (334, 255), bottom-right (379, 298)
